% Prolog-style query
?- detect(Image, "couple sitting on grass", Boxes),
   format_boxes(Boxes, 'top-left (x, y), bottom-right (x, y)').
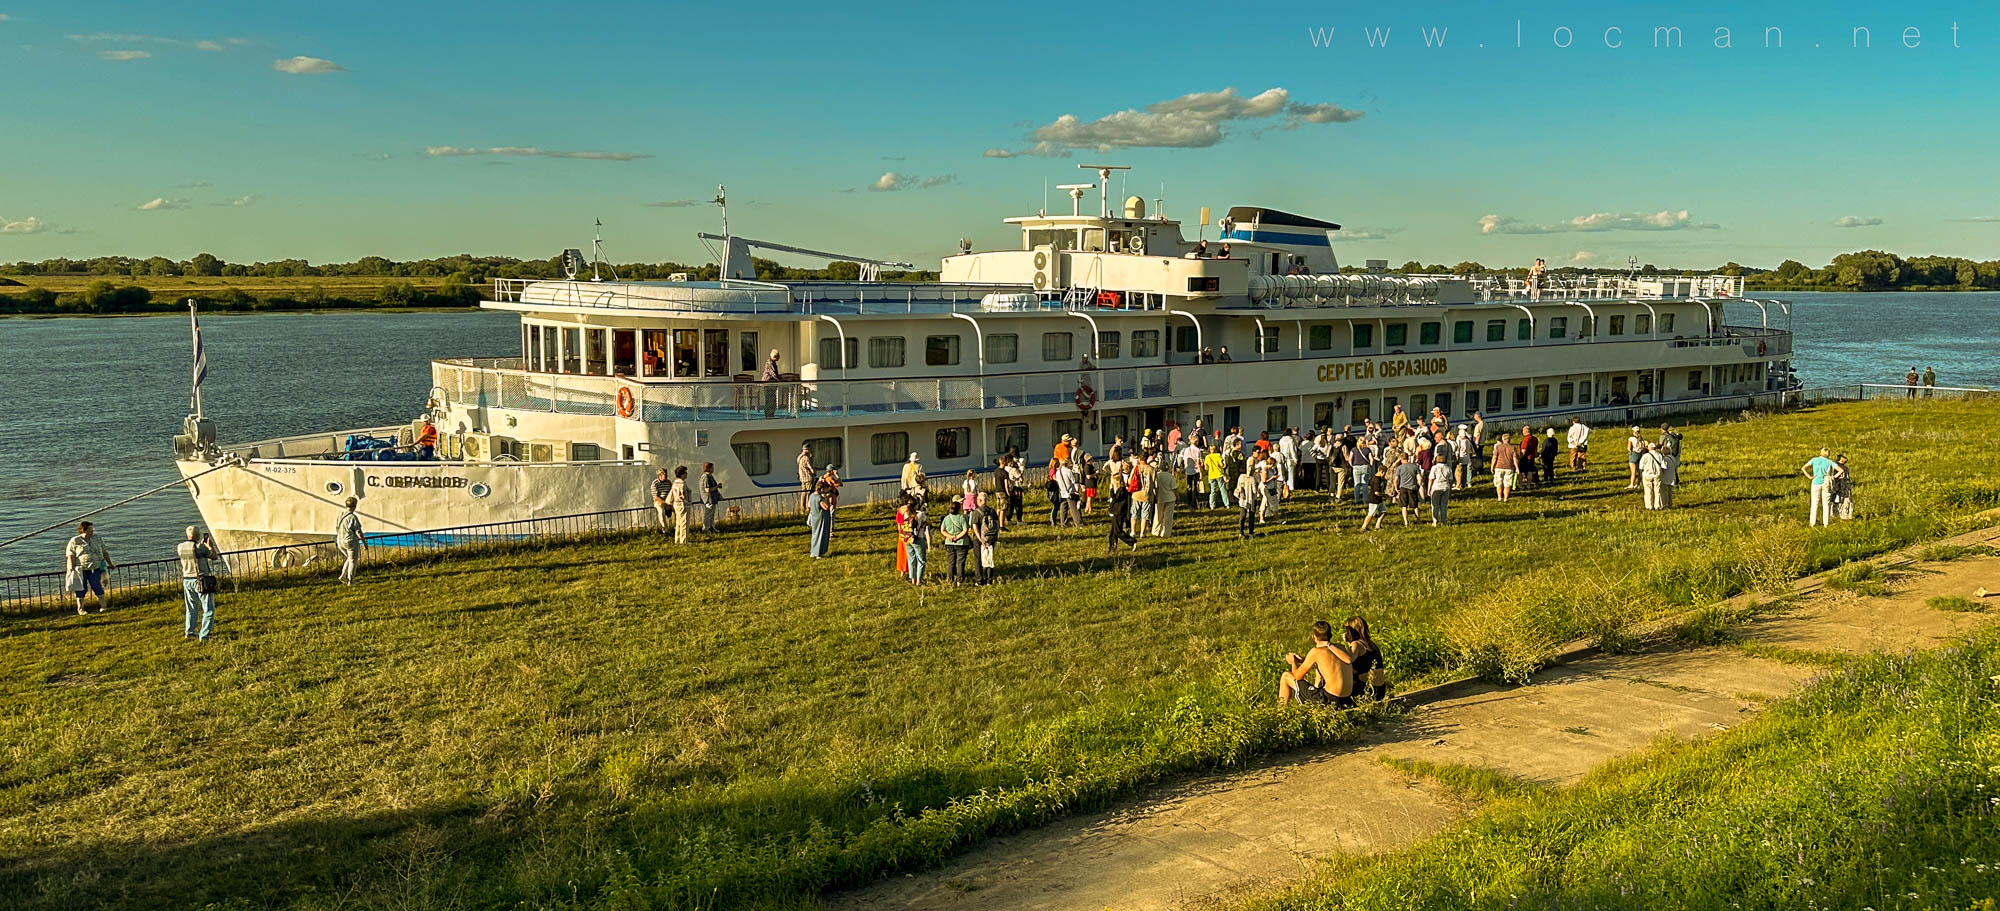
top-left (1279, 616), bottom-right (1387, 708)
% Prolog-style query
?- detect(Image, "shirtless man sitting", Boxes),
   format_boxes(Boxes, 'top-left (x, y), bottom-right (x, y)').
top-left (1277, 620), bottom-right (1356, 707)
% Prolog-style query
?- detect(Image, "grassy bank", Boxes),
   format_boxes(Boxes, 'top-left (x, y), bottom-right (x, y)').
top-left (1240, 627), bottom-right (2000, 911)
top-left (3, 398), bottom-right (1999, 909)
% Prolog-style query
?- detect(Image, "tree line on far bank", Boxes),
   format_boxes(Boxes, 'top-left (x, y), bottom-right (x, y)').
top-left (1380, 251), bottom-right (2000, 292)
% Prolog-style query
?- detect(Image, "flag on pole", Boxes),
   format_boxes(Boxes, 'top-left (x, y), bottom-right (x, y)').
top-left (189, 299), bottom-right (207, 418)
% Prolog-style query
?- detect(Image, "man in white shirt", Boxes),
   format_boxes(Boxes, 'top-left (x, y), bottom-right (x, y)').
top-left (334, 497), bottom-right (366, 585)
top-left (1566, 418), bottom-right (1591, 472)
top-left (1179, 441), bottom-right (1204, 509)
top-left (1277, 430), bottom-right (1299, 497)
top-left (1639, 443), bottom-right (1668, 510)
top-left (1054, 461), bottom-right (1081, 527)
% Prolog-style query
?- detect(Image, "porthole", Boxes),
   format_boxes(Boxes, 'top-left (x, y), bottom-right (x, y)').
top-left (324, 481), bottom-right (345, 495)
top-left (469, 483), bottom-right (491, 499)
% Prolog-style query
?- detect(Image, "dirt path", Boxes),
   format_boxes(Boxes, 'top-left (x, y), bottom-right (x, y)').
top-left (832, 533), bottom-right (2000, 911)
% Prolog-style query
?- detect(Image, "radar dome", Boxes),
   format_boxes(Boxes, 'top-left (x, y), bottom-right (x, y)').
top-left (1123, 196), bottom-right (1146, 219)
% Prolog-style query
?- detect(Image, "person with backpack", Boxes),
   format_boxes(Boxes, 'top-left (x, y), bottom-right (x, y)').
top-left (177, 526), bottom-right (219, 641)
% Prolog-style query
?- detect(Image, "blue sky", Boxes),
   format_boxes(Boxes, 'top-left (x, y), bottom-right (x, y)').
top-left (2, 0), bottom-right (1995, 270)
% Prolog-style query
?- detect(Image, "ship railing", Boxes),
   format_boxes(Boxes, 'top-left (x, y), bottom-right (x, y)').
top-left (1461, 273), bottom-right (1748, 301)
top-left (491, 278), bottom-right (797, 314)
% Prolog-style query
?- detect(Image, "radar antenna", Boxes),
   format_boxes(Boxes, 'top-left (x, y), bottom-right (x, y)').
top-left (1078, 164), bottom-right (1130, 218)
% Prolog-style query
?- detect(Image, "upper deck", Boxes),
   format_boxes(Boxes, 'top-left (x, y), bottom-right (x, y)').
top-left (489, 278), bottom-right (1043, 318)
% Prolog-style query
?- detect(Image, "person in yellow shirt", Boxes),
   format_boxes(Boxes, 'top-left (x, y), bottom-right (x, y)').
top-left (1204, 446), bottom-right (1229, 509)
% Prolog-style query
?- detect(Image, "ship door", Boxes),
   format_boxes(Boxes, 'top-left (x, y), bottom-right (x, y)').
top-left (1142, 407), bottom-right (1166, 433)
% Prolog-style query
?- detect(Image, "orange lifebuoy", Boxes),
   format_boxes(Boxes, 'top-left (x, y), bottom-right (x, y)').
top-left (1075, 382), bottom-right (1096, 414)
top-left (616, 387), bottom-right (636, 418)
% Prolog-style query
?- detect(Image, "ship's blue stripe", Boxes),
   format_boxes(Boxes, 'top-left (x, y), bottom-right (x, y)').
top-left (1223, 228), bottom-right (1331, 247)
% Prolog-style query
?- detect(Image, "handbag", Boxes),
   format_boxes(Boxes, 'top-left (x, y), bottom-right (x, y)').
top-left (198, 574), bottom-right (219, 595)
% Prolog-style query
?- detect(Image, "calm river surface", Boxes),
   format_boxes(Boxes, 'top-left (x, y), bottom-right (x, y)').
top-left (1, 292), bottom-right (1995, 576)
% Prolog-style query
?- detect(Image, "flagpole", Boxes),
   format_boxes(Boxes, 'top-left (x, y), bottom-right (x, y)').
top-left (188, 298), bottom-right (204, 419)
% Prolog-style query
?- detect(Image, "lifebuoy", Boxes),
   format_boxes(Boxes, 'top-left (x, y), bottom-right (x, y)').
top-left (1075, 382), bottom-right (1096, 414)
top-left (616, 387), bottom-right (636, 418)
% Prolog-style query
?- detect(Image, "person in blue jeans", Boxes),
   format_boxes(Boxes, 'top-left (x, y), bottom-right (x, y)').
top-left (176, 526), bottom-right (219, 641)
top-left (1350, 443), bottom-right (1376, 505)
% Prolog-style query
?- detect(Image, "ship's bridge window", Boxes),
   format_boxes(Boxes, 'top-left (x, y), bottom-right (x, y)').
top-left (584, 329), bottom-right (608, 375)
top-left (936, 427), bottom-right (971, 460)
top-left (732, 442), bottom-right (772, 476)
top-left (1132, 330), bottom-right (1160, 358)
top-left (1042, 331), bottom-right (1073, 362)
top-left (527, 325), bottom-right (544, 370)
top-left (868, 337), bottom-right (906, 368)
top-left (986, 333), bottom-right (1019, 364)
top-left (613, 329), bottom-right (637, 376)
top-left (1097, 331), bottom-right (1121, 360)
top-left (562, 327), bottom-right (583, 373)
top-left (925, 335), bottom-right (961, 367)
top-left (1419, 322), bottom-right (1442, 346)
top-left (672, 329), bottom-right (698, 376)
top-left (1635, 314), bottom-right (1652, 334)
top-left (1082, 228), bottom-right (1105, 252)
top-left (1384, 323), bottom-right (1408, 347)
top-left (1308, 325), bottom-right (1333, 351)
top-left (1352, 324), bottom-right (1374, 349)
top-left (870, 431), bottom-right (909, 465)
top-left (1453, 321), bottom-right (1474, 344)
top-left (995, 422), bottom-right (1029, 456)
top-left (642, 329), bottom-right (667, 377)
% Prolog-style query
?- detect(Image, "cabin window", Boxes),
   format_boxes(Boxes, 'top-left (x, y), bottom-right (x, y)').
top-left (1453, 321), bottom-right (1474, 344)
top-left (1384, 396), bottom-right (1397, 416)
top-left (703, 328), bottom-right (728, 376)
top-left (558, 327), bottom-right (581, 374)
top-left (526, 325), bottom-right (542, 370)
top-left (1464, 391), bottom-right (1479, 415)
top-left (521, 325), bottom-right (532, 366)
top-left (1635, 314), bottom-right (1652, 334)
top-left (1410, 394), bottom-right (1428, 417)
top-left (1313, 401), bottom-right (1336, 428)
top-left (1259, 326), bottom-right (1280, 354)
top-left (1097, 331), bottom-right (1121, 360)
top-left (1350, 398), bottom-right (1371, 424)
top-left (739, 331), bottom-right (760, 373)
top-left (732, 442), bottom-right (772, 476)
top-left (613, 329), bottom-right (637, 376)
top-left (1053, 418), bottom-right (1082, 445)
top-left (1486, 388), bottom-right (1503, 412)
top-left (1512, 386), bottom-right (1529, 410)
top-left (1548, 317), bottom-right (1568, 339)
top-left (1661, 313), bottom-right (1676, 333)
top-left (817, 336), bottom-right (858, 371)
top-left (1352, 324), bottom-right (1374, 348)
top-left (1517, 319), bottom-right (1532, 341)
top-left (672, 329), bottom-right (698, 377)
top-left (1267, 405), bottom-right (1288, 433)
top-left (1612, 376), bottom-right (1629, 399)
top-left (1042, 331), bottom-right (1073, 362)
top-left (1186, 276), bottom-right (1220, 293)
top-left (994, 423), bottom-right (1029, 456)
top-left (868, 336), bottom-right (905, 369)
top-left (925, 335), bottom-right (961, 367)
top-left (936, 426), bottom-right (971, 460)
top-left (1385, 323), bottom-right (1408, 347)
top-left (804, 436), bottom-right (843, 471)
top-left (1082, 228), bottom-right (1105, 252)
top-left (1486, 320), bottom-right (1506, 342)
top-left (986, 333), bottom-right (1019, 364)
top-left (870, 431), bottom-right (909, 465)
top-left (1640, 371), bottom-right (1655, 396)
top-left (1100, 414), bottom-right (1128, 445)
top-left (584, 329), bottom-right (608, 375)
top-left (642, 329), bottom-right (667, 377)
top-left (1688, 370), bottom-right (1703, 391)
top-left (1559, 382), bottom-right (1575, 406)
top-left (1419, 322), bottom-right (1442, 346)
top-left (1579, 381), bottom-right (1593, 401)
top-left (1174, 326), bottom-right (1199, 352)
top-left (1608, 315), bottom-right (1625, 336)
top-left (1132, 330), bottom-right (1160, 358)
top-left (1308, 325), bottom-right (1333, 351)
top-left (1436, 391), bottom-right (1452, 418)
top-left (1534, 384), bottom-right (1550, 408)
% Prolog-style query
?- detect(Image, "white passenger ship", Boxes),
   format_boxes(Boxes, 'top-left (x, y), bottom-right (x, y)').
top-left (174, 169), bottom-right (1795, 552)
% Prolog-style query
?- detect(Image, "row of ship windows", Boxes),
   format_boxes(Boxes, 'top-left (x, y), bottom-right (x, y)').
top-left (726, 363), bottom-right (1754, 477)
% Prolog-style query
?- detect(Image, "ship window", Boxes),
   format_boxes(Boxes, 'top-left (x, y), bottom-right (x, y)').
top-left (1534, 384), bottom-right (1550, 408)
top-left (818, 336), bottom-right (858, 371)
top-left (1384, 396), bottom-right (1397, 416)
top-left (613, 329), bottom-right (637, 376)
top-left (1100, 414), bottom-right (1128, 445)
top-left (1661, 313), bottom-right (1676, 333)
top-left (868, 336), bottom-right (906, 368)
top-left (1308, 325), bottom-right (1333, 351)
top-left (1688, 370), bottom-right (1703, 391)
top-left (584, 329), bottom-right (608, 375)
top-left (1132, 330), bottom-right (1160, 358)
top-left (1512, 386), bottom-right (1529, 410)
top-left (521, 325), bottom-right (532, 365)
top-left (1266, 405), bottom-right (1288, 433)
top-left (1486, 388), bottom-right (1503, 412)
top-left (1352, 324), bottom-right (1374, 348)
top-left (936, 426), bottom-right (971, 460)
top-left (1042, 331), bottom-right (1073, 362)
top-left (703, 328), bottom-right (728, 376)
top-left (1097, 331), bottom-right (1121, 360)
top-left (1612, 376), bottom-right (1629, 399)
top-left (925, 335), bottom-right (961, 366)
top-left (1437, 391), bottom-right (1452, 418)
top-left (732, 442), bottom-right (772, 476)
top-left (1464, 391), bottom-right (1479, 415)
top-left (1082, 228), bottom-right (1105, 252)
top-left (1410, 394), bottom-right (1428, 417)
top-left (1635, 314), bottom-right (1652, 334)
top-left (804, 436), bottom-right (843, 471)
top-left (642, 329), bottom-right (667, 377)
top-left (1454, 321), bottom-right (1474, 344)
top-left (995, 423), bottom-right (1029, 456)
top-left (739, 331), bottom-right (760, 373)
top-left (561, 327), bottom-right (583, 374)
top-left (1053, 417), bottom-right (1082, 444)
top-left (986, 333), bottom-right (1019, 364)
top-left (1517, 319), bottom-right (1532, 341)
top-left (672, 329), bottom-right (697, 377)
top-left (1609, 315), bottom-right (1625, 336)
top-left (1258, 326), bottom-right (1280, 354)
top-left (1174, 326), bottom-right (1199, 352)
top-left (1350, 398), bottom-right (1371, 424)
top-left (1579, 381), bottom-right (1593, 401)
top-left (1486, 320), bottom-right (1506, 342)
top-left (527, 325), bottom-right (542, 370)
top-left (1559, 382), bottom-right (1575, 406)
top-left (1186, 276), bottom-right (1220, 293)
top-left (870, 431), bottom-right (909, 465)
top-left (1313, 401), bottom-right (1336, 428)
top-left (1548, 317), bottom-right (1568, 339)
top-left (1640, 372), bottom-right (1655, 395)
top-left (1419, 322), bottom-right (1442, 345)
top-left (1385, 323), bottom-right (1408, 347)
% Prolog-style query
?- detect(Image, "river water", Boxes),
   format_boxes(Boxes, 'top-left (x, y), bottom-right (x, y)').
top-left (2, 291), bottom-right (1995, 577)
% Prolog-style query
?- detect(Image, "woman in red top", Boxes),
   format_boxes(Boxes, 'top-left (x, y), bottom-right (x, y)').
top-left (893, 498), bottom-right (912, 576)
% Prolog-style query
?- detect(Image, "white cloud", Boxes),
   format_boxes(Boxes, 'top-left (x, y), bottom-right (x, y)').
top-left (71, 32), bottom-right (233, 52)
top-left (175, 180), bottom-right (212, 188)
top-left (0, 14), bottom-right (11, 22)
top-left (1832, 215), bottom-right (1883, 228)
top-left (272, 55), bottom-right (345, 74)
top-left (866, 172), bottom-right (956, 192)
top-left (1947, 216), bottom-right (2000, 223)
top-left (98, 49), bottom-right (149, 60)
top-left (138, 197), bottom-right (189, 211)
top-left (1, 214), bottom-right (50, 235)
top-left (870, 172), bottom-right (906, 192)
top-left (992, 87), bottom-right (1362, 157)
top-left (646, 199), bottom-right (707, 208)
top-left (212, 195), bottom-right (257, 207)
top-left (1333, 226), bottom-right (1397, 241)
top-left (1478, 210), bottom-right (1719, 234)
top-left (424, 145), bottom-right (649, 161)
top-left (1569, 251), bottom-right (1597, 264)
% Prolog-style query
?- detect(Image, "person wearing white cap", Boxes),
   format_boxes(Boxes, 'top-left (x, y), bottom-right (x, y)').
top-left (900, 451), bottom-right (927, 499)
top-left (176, 525), bottom-right (219, 641)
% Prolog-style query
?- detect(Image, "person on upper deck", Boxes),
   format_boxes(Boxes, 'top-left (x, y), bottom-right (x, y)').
top-left (1186, 240), bottom-right (1209, 259)
top-left (1217, 243), bottom-right (1232, 259)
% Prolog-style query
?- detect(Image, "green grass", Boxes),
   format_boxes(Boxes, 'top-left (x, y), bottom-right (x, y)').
top-left (1930, 595), bottom-right (1989, 613)
top-left (1377, 757), bottom-right (1541, 802)
top-left (1827, 561), bottom-right (1897, 597)
top-left (4, 398), bottom-right (2000, 909)
top-left (1237, 628), bottom-right (2000, 911)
